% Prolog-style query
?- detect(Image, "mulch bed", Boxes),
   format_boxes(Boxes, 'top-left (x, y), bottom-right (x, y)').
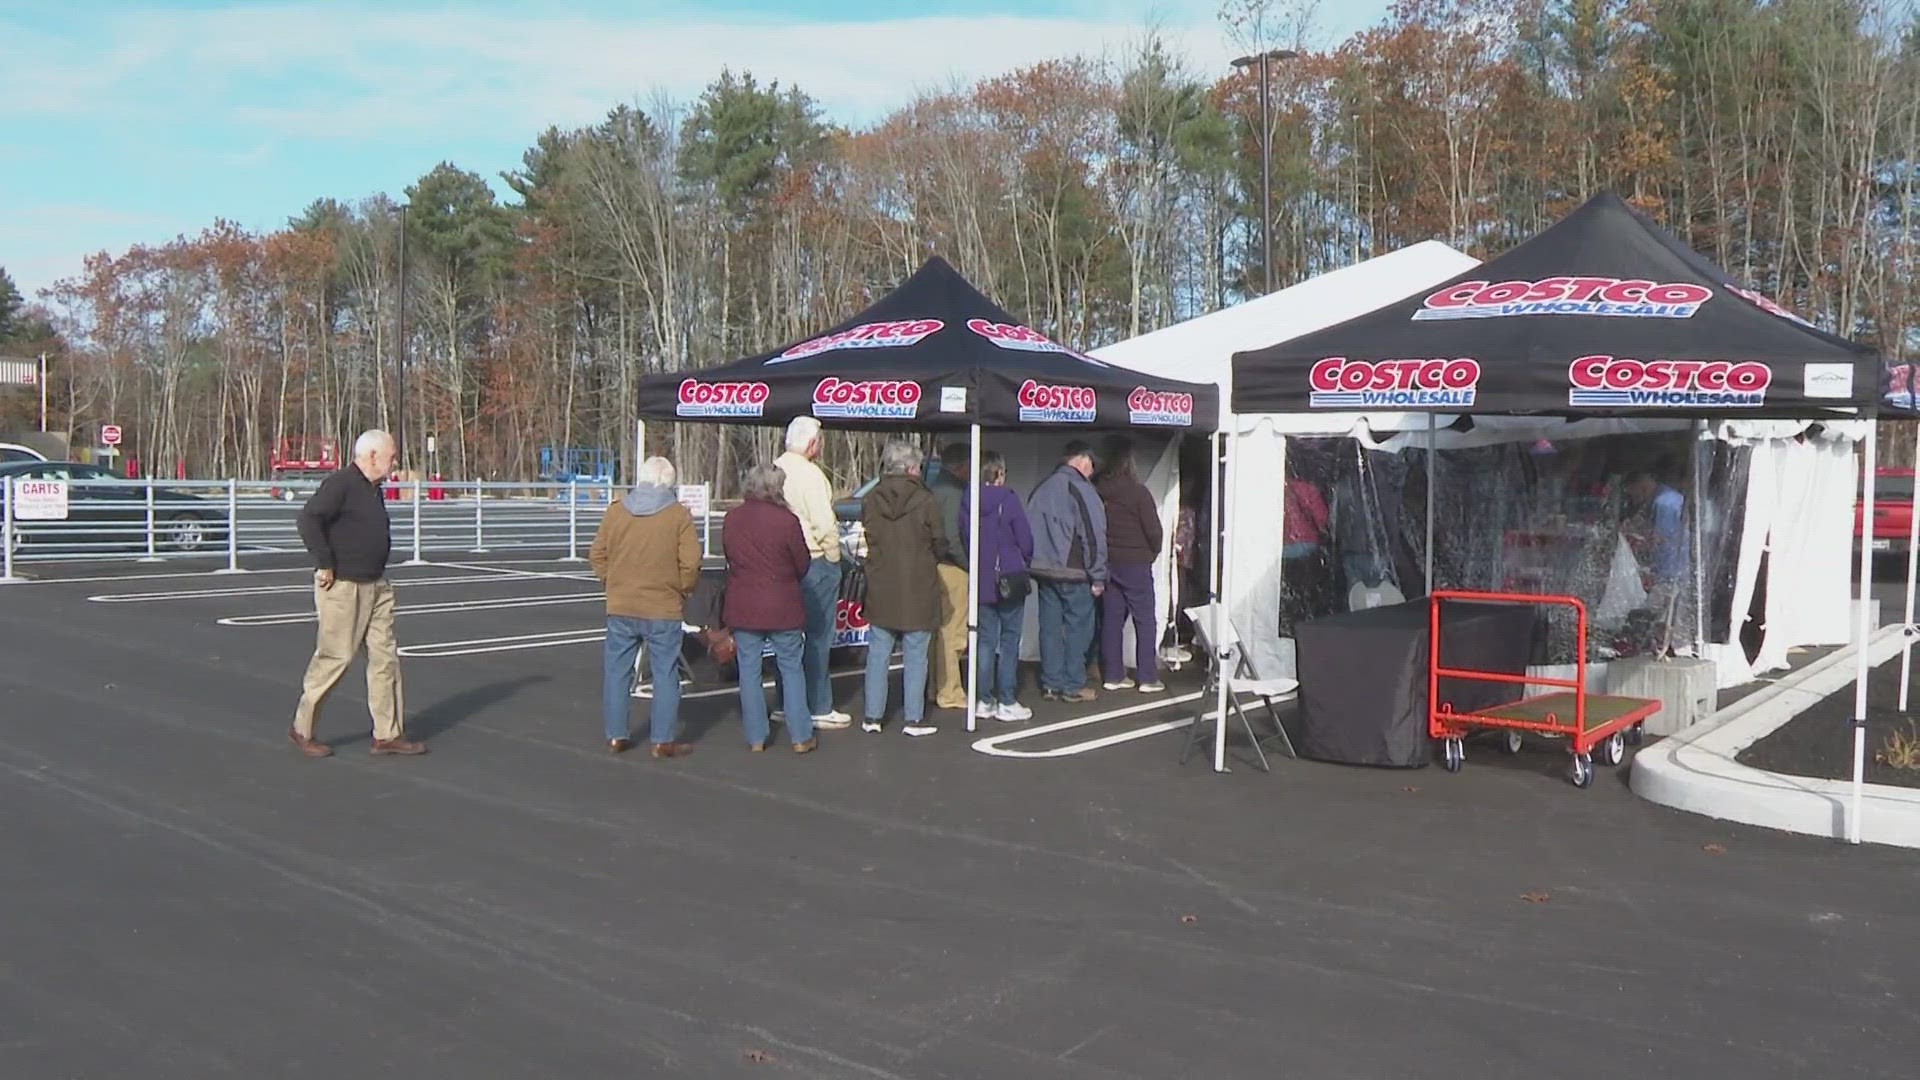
top-left (1736, 658), bottom-right (1920, 790)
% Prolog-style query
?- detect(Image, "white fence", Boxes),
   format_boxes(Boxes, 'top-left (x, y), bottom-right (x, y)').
top-left (1, 477), bottom-right (718, 578)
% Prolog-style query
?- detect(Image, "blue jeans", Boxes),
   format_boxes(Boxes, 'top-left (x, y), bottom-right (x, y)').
top-left (775, 558), bottom-right (842, 717)
top-left (975, 595), bottom-right (1025, 706)
top-left (735, 629), bottom-right (813, 748)
top-left (865, 625), bottom-right (931, 724)
top-left (1037, 579), bottom-right (1096, 693)
top-left (603, 616), bottom-right (685, 744)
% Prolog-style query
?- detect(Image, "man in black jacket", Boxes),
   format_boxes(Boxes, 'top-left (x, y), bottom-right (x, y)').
top-left (288, 429), bottom-right (425, 757)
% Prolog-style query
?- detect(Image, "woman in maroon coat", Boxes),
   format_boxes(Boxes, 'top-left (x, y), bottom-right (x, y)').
top-left (721, 463), bottom-right (818, 753)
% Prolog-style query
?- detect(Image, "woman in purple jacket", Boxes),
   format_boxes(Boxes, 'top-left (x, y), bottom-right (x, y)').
top-left (959, 451), bottom-right (1036, 721)
top-left (721, 463), bottom-right (818, 753)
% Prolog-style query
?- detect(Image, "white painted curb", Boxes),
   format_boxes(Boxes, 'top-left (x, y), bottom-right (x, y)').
top-left (1630, 625), bottom-right (1920, 847)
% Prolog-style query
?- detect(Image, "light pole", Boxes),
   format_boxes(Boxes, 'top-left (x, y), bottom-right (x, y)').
top-left (395, 202), bottom-right (409, 472)
top-left (1231, 48), bottom-right (1298, 294)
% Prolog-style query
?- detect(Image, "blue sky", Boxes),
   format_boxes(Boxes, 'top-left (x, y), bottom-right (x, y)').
top-left (0, 0), bottom-right (1392, 301)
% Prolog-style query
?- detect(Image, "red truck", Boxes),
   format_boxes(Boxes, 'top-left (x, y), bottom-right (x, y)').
top-left (1858, 467), bottom-right (1915, 554)
top-left (269, 437), bottom-right (340, 500)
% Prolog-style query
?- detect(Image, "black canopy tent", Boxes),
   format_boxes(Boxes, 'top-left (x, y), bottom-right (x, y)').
top-left (1221, 194), bottom-right (1886, 817)
top-left (636, 256), bottom-right (1220, 734)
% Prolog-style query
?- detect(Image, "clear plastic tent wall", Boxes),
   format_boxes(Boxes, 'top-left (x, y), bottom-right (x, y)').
top-left (1273, 431), bottom-right (1750, 676)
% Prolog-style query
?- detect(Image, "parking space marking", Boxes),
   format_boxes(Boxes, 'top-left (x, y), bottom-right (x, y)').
top-left (634, 662), bottom-right (902, 701)
top-left (400, 629), bottom-right (608, 657)
top-left (218, 592), bottom-right (605, 627)
top-left (970, 692), bottom-right (1204, 758)
top-left (6, 565), bottom-right (316, 586)
top-left (88, 572), bottom-right (549, 604)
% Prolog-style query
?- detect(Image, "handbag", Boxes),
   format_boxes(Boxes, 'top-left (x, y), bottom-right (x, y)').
top-left (991, 498), bottom-right (1032, 603)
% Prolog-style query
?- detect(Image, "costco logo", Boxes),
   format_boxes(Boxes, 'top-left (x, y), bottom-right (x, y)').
top-left (811, 378), bottom-right (922, 420)
top-left (1308, 358), bottom-right (1481, 408)
top-left (1414, 278), bottom-right (1713, 321)
top-left (834, 598), bottom-right (870, 647)
top-left (677, 379), bottom-right (770, 418)
top-left (774, 319), bottom-right (944, 362)
top-left (1128, 387), bottom-right (1194, 426)
top-left (1568, 355), bottom-right (1771, 408)
top-left (1018, 380), bottom-right (1097, 423)
top-left (968, 319), bottom-right (1096, 359)
top-left (1727, 284), bottom-right (1816, 328)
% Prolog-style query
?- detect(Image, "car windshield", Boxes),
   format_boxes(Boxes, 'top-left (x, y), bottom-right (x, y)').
top-left (1878, 476), bottom-right (1915, 502)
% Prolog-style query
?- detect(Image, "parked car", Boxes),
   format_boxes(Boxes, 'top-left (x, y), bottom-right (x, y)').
top-left (0, 441), bottom-right (50, 464)
top-left (832, 459), bottom-right (955, 522)
top-left (1857, 467), bottom-right (1914, 554)
top-left (1, 461), bottom-right (229, 557)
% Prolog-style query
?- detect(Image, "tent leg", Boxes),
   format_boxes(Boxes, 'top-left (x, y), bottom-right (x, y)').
top-left (1215, 429), bottom-right (1237, 774)
top-left (1693, 423), bottom-right (1708, 657)
top-left (1851, 421), bottom-right (1877, 844)
top-left (967, 424), bottom-right (982, 734)
top-left (1425, 413), bottom-right (1436, 593)
top-left (1902, 420), bottom-right (1920, 713)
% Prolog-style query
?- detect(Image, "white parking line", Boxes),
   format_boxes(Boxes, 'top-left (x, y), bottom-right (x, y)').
top-left (633, 662), bottom-right (901, 701)
top-left (219, 592), bottom-right (605, 627)
top-left (400, 629), bottom-right (608, 657)
top-left (89, 572), bottom-right (547, 603)
top-left (7, 565), bottom-right (315, 586)
top-left (970, 692), bottom-right (1204, 758)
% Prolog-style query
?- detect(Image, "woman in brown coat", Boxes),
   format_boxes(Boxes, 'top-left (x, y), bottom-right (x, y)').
top-left (721, 463), bottom-right (818, 753)
top-left (859, 441), bottom-right (949, 736)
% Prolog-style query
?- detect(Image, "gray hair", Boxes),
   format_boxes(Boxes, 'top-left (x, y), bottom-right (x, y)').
top-left (881, 440), bottom-right (923, 476)
top-left (979, 450), bottom-right (1006, 484)
top-left (353, 429), bottom-right (394, 458)
top-left (638, 456), bottom-right (677, 487)
top-left (785, 416), bottom-right (822, 454)
top-left (741, 462), bottom-right (788, 506)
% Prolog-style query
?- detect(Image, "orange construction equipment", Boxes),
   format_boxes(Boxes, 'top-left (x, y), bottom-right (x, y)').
top-left (1427, 590), bottom-right (1662, 789)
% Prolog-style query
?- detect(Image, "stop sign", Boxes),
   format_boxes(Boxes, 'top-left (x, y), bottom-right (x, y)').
top-left (101, 424), bottom-right (122, 447)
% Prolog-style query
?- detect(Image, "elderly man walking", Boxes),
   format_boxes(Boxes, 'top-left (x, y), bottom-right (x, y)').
top-left (591, 456), bottom-right (702, 758)
top-left (860, 441), bottom-right (949, 736)
top-left (1027, 441), bottom-right (1108, 703)
top-left (926, 442), bottom-right (972, 711)
top-left (775, 417), bottom-right (853, 729)
top-left (288, 429), bottom-right (425, 757)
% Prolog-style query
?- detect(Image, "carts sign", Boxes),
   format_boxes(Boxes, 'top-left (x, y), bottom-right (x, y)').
top-left (1127, 387), bottom-right (1194, 426)
top-left (812, 378), bottom-right (922, 420)
top-left (1018, 380), bottom-right (1097, 423)
top-left (676, 379), bottom-right (771, 418)
top-left (1308, 357), bottom-right (1481, 408)
top-left (11, 477), bottom-right (68, 521)
top-left (1414, 278), bottom-right (1714, 321)
top-left (773, 319), bottom-right (944, 362)
top-left (1567, 355), bottom-right (1771, 408)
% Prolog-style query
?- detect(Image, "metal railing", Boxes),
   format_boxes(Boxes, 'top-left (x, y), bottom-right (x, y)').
top-left (0, 477), bottom-right (719, 578)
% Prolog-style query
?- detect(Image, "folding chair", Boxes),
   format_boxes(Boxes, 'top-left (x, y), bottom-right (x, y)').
top-left (1179, 603), bottom-right (1299, 771)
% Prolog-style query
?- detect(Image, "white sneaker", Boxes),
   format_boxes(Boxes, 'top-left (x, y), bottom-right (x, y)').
top-left (974, 702), bottom-right (1000, 721)
top-left (995, 702), bottom-right (1032, 722)
top-left (1103, 679), bottom-right (1136, 691)
top-left (861, 719), bottom-right (884, 734)
top-left (813, 712), bottom-right (852, 730)
top-left (1137, 682), bottom-right (1167, 694)
top-left (770, 710), bottom-right (784, 724)
top-left (902, 723), bottom-right (938, 737)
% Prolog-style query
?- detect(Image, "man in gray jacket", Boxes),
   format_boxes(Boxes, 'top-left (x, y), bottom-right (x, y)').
top-left (1026, 441), bottom-right (1107, 701)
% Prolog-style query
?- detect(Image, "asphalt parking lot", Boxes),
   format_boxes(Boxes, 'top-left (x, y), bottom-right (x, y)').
top-left (2, 551), bottom-right (1918, 1079)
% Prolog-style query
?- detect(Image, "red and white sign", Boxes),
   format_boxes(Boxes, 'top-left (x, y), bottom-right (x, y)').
top-left (1414, 278), bottom-right (1713, 321)
top-left (1308, 358), bottom-right (1481, 408)
top-left (11, 477), bottom-right (68, 521)
top-left (676, 379), bottom-right (770, 418)
top-left (967, 318), bottom-right (1093, 359)
top-left (774, 319), bottom-right (944, 362)
top-left (811, 378), bottom-right (922, 420)
top-left (833, 597), bottom-right (870, 647)
top-left (1017, 379), bottom-right (1097, 423)
top-left (1127, 387), bottom-right (1194, 426)
top-left (1567, 355), bottom-right (1771, 408)
top-left (101, 424), bottom-right (123, 447)
top-left (1726, 284), bottom-right (1816, 328)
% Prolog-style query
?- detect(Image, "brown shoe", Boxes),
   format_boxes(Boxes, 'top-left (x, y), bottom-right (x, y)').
top-left (792, 738), bottom-right (818, 754)
top-left (651, 742), bottom-right (693, 759)
top-left (1063, 688), bottom-right (1098, 703)
top-left (934, 697), bottom-right (967, 712)
top-left (288, 728), bottom-right (333, 758)
top-left (749, 742), bottom-right (768, 753)
top-left (370, 737), bottom-right (427, 756)
top-left (608, 738), bottom-right (635, 754)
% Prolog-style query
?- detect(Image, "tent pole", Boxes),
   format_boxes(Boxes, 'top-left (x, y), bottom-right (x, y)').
top-left (967, 423), bottom-right (982, 734)
top-left (1901, 420), bottom-right (1920, 712)
top-left (1694, 422), bottom-right (1708, 657)
top-left (1425, 412), bottom-right (1436, 593)
top-left (1851, 420), bottom-right (1877, 844)
top-left (1215, 427), bottom-right (1237, 773)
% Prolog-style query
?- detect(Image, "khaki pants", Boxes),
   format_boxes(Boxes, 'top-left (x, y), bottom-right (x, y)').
top-left (932, 563), bottom-right (971, 707)
top-left (292, 578), bottom-right (405, 741)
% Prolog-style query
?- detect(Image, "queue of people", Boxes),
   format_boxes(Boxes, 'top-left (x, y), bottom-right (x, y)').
top-left (584, 425), bottom-right (1175, 759)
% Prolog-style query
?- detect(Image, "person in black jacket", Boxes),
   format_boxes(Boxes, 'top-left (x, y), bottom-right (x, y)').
top-left (1094, 438), bottom-right (1166, 693)
top-left (288, 430), bottom-right (424, 758)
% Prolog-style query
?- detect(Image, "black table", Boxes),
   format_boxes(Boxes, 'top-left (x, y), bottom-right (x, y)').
top-left (1292, 597), bottom-right (1534, 767)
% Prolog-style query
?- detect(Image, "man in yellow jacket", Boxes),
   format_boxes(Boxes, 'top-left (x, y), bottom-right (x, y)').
top-left (590, 456), bottom-right (702, 757)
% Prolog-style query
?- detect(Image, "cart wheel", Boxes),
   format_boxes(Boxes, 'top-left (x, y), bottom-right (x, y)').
top-left (1599, 731), bottom-right (1625, 767)
top-left (1570, 753), bottom-right (1594, 789)
top-left (1502, 729), bottom-right (1524, 755)
top-left (1441, 738), bottom-right (1465, 773)
top-left (1625, 722), bottom-right (1645, 748)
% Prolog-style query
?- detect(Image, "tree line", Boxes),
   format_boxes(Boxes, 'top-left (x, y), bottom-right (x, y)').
top-left (5, 0), bottom-right (1917, 490)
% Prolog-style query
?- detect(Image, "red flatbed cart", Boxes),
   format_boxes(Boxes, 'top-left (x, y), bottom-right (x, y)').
top-left (1427, 590), bottom-right (1662, 789)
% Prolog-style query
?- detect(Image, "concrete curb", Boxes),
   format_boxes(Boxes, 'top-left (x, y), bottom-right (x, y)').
top-left (1630, 625), bottom-right (1920, 847)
